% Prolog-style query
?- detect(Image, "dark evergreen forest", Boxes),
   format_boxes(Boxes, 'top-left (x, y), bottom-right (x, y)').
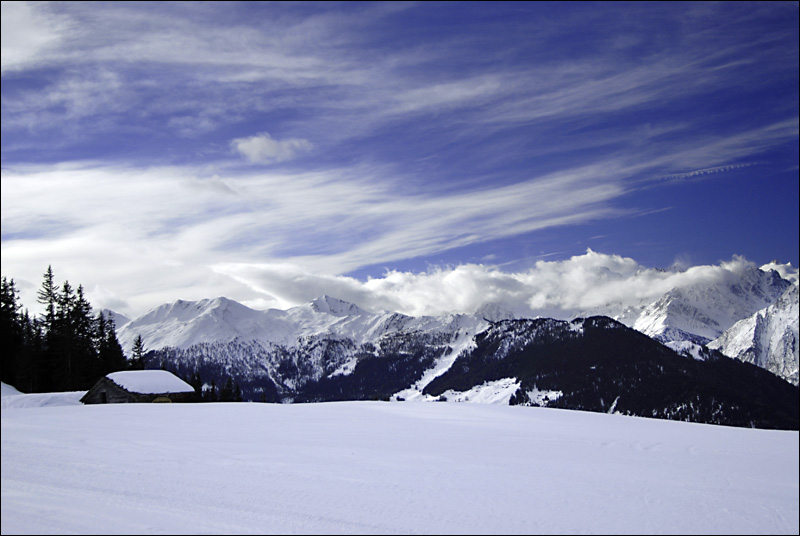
top-left (1, 267), bottom-right (242, 401)
top-left (1, 266), bottom-right (128, 393)
top-left (423, 317), bottom-right (800, 430)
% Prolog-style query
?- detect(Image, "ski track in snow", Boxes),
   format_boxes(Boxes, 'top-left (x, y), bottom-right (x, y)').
top-left (2, 389), bottom-right (798, 535)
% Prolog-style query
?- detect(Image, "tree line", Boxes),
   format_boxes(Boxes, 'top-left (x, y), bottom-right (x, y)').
top-left (1, 266), bottom-right (128, 393)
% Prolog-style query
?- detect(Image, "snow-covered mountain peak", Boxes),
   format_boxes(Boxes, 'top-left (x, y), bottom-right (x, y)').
top-left (709, 284), bottom-right (799, 385)
top-left (99, 308), bottom-right (131, 329)
top-left (132, 296), bottom-right (256, 325)
top-left (308, 295), bottom-right (371, 317)
top-left (111, 262), bottom-right (797, 390)
top-left (632, 265), bottom-right (791, 344)
top-left (760, 261), bottom-right (799, 286)
top-left (475, 302), bottom-right (517, 322)
top-left (118, 296), bottom-right (269, 352)
top-left (116, 292), bottom-right (487, 356)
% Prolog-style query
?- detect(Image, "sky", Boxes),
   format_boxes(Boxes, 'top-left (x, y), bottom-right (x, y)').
top-left (1, 1), bottom-right (798, 319)
top-left (2, 387), bottom-right (798, 534)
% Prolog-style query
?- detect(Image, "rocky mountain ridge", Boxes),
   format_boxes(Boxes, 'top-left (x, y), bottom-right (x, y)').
top-left (115, 264), bottom-right (798, 387)
top-left (709, 285), bottom-right (798, 385)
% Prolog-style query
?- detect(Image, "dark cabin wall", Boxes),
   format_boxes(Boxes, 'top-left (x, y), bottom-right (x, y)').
top-left (80, 377), bottom-right (195, 404)
top-left (81, 377), bottom-right (137, 404)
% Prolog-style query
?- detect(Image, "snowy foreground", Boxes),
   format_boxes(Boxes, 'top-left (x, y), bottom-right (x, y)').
top-left (2, 388), bottom-right (798, 535)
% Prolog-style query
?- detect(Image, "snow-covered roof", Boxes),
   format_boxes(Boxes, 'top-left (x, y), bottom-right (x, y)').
top-left (106, 370), bottom-right (194, 394)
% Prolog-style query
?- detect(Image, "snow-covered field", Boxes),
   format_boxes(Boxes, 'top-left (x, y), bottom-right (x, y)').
top-left (2, 385), bottom-right (798, 535)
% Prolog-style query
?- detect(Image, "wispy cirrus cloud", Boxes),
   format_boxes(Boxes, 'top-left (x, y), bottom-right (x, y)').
top-left (0, 0), bottom-right (69, 74)
top-left (2, 1), bottom-right (795, 171)
top-left (0, 152), bottom-right (629, 316)
top-left (2, 2), bottom-right (797, 318)
top-left (3, 109), bottom-right (797, 316)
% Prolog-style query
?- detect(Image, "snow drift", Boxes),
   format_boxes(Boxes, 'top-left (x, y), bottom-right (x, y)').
top-left (1, 385), bottom-right (798, 535)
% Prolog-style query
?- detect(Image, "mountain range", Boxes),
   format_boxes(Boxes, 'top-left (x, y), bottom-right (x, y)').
top-left (112, 263), bottom-right (799, 429)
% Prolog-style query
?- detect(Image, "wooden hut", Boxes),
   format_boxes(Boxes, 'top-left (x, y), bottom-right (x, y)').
top-left (81, 370), bottom-right (195, 404)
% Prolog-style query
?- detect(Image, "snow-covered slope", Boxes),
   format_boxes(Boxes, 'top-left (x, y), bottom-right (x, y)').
top-left (100, 308), bottom-right (131, 329)
top-left (708, 285), bottom-right (799, 385)
top-left (118, 297), bottom-right (279, 350)
top-left (2, 398), bottom-right (797, 534)
top-left (1, 382), bottom-right (85, 409)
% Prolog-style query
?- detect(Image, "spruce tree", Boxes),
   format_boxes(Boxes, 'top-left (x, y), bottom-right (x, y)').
top-left (220, 376), bottom-right (234, 402)
top-left (206, 379), bottom-right (218, 402)
top-left (189, 371), bottom-right (204, 402)
top-left (95, 312), bottom-right (128, 378)
top-left (105, 325), bottom-right (127, 373)
top-left (131, 334), bottom-right (146, 370)
top-left (0, 277), bottom-right (23, 386)
top-left (17, 310), bottom-right (45, 393)
top-left (70, 285), bottom-right (96, 388)
top-left (36, 267), bottom-right (61, 392)
top-left (36, 266), bottom-right (58, 334)
top-left (53, 280), bottom-right (77, 390)
top-left (93, 312), bottom-right (108, 379)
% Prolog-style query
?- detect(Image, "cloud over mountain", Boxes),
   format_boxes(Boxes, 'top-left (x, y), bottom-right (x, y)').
top-left (213, 250), bottom-right (798, 320)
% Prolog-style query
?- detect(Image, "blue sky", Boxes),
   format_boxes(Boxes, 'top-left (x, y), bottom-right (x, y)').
top-left (1, 1), bottom-right (798, 318)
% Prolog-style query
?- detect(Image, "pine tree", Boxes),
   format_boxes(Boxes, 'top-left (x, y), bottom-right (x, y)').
top-left (206, 379), bottom-right (218, 402)
top-left (0, 277), bottom-right (24, 386)
top-left (93, 311), bottom-right (108, 379)
top-left (189, 371), bottom-right (204, 402)
top-left (131, 334), bottom-right (146, 370)
top-left (95, 312), bottom-right (128, 378)
top-left (220, 376), bottom-right (234, 402)
top-left (70, 285), bottom-right (96, 388)
top-left (53, 280), bottom-right (77, 390)
top-left (35, 267), bottom-right (61, 392)
top-left (36, 266), bottom-right (58, 333)
top-left (105, 326), bottom-right (127, 373)
top-left (17, 310), bottom-right (45, 393)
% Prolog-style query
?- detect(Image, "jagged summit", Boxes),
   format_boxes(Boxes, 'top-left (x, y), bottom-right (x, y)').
top-left (119, 296), bottom-right (270, 351)
top-left (117, 293), bottom-right (487, 355)
top-left (760, 261), bottom-right (799, 285)
top-left (113, 262), bottom-right (798, 405)
top-left (133, 296), bottom-right (252, 323)
top-left (709, 285), bottom-right (799, 385)
top-left (308, 295), bottom-right (371, 317)
top-left (632, 265), bottom-right (791, 345)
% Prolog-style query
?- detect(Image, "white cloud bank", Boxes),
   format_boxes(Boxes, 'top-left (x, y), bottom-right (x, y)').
top-left (212, 250), bottom-right (796, 319)
top-left (230, 132), bottom-right (313, 164)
